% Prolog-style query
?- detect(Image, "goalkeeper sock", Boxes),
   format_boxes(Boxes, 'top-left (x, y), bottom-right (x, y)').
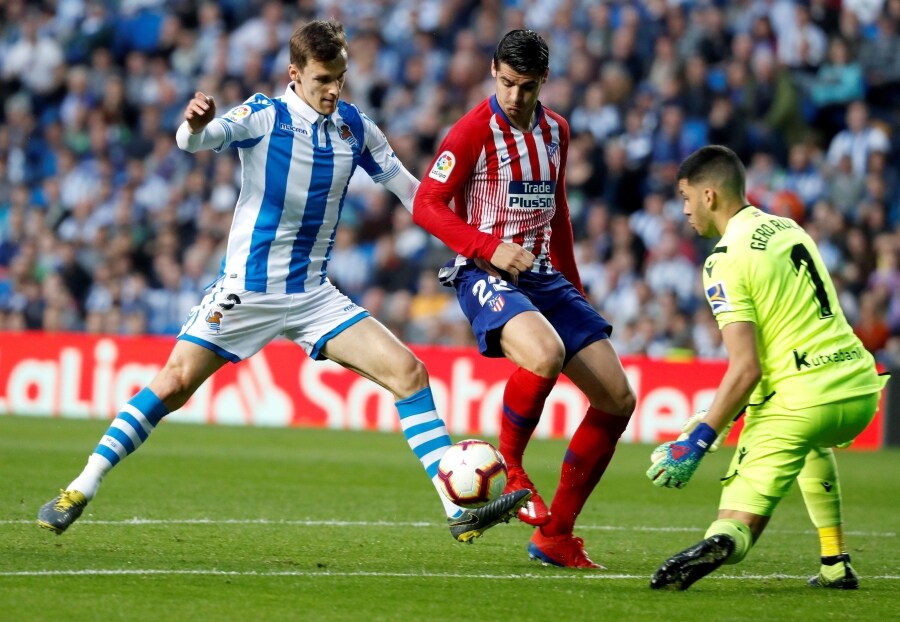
top-left (68, 387), bottom-right (169, 500)
top-left (544, 407), bottom-right (630, 537)
top-left (705, 519), bottom-right (753, 564)
top-left (396, 387), bottom-right (461, 518)
top-left (499, 368), bottom-right (556, 468)
top-left (798, 447), bottom-right (844, 556)
top-left (816, 527), bottom-right (845, 558)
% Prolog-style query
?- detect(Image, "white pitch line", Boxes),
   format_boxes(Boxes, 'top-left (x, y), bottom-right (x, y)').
top-left (2, 518), bottom-right (895, 538)
top-left (1, 569), bottom-right (898, 580)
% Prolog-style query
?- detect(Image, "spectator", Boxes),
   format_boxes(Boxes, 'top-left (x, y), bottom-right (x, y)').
top-left (858, 13), bottom-right (900, 113)
top-left (777, 1), bottom-right (827, 69)
top-left (804, 36), bottom-right (865, 143)
top-left (2, 11), bottom-right (65, 100)
top-left (826, 100), bottom-right (890, 177)
top-left (782, 142), bottom-right (826, 210)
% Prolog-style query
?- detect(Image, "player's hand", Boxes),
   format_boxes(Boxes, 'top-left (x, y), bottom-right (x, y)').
top-left (676, 409), bottom-right (732, 453)
top-left (488, 243), bottom-right (534, 281)
top-left (473, 257), bottom-right (501, 278)
top-left (646, 422), bottom-right (717, 489)
top-left (184, 91), bottom-right (216, 134)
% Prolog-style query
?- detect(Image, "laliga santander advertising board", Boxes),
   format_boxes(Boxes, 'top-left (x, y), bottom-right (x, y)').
top-left (0, 332), bottom-right (885, 449)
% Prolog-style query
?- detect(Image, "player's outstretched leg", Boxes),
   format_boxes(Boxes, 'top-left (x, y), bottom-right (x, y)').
top-left (808, 553), bottom-right (859, 589)
top-left (650, 534), bottom-right (735, 590)
top-left (448, 489), bottom-right (532, 543)
top-left (37, 387), bottom-right (169, 535)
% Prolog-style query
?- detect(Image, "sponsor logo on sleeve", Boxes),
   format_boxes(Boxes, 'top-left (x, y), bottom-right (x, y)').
top-left (705, 282), bottom-right (732, 314)
top-left (224, 105), bottom-right (251, 122)
top-left (428, 151), bottom-right (456, 182)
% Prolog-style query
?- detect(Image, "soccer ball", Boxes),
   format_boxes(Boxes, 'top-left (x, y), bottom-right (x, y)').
top-left (437, 439), bottom-right (508, 508)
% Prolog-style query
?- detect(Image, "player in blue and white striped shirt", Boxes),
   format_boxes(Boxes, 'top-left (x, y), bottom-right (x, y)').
top-left (38, 20), bottom-right (530, 543)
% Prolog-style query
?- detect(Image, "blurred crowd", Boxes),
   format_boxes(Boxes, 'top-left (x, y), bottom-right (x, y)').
top-left (2, 0), bottom-right (900, 367)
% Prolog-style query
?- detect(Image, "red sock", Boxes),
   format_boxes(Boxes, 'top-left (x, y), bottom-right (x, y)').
top-left (499, 368), bottom-right (557, 468)
top-left (544, 407), bottom-right (631, 537)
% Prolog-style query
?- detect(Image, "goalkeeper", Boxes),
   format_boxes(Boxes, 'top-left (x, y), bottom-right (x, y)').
top-left (646, 145), bottom-right (887, 591)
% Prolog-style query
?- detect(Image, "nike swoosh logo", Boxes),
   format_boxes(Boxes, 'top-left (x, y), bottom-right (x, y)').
top-left (500, 154), bottom-right (511, 163)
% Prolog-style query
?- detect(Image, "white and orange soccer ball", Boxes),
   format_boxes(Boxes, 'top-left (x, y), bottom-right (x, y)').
top-left (437, 439), bottom-right (508, 508)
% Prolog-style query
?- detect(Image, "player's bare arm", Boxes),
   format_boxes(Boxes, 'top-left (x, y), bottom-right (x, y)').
top-left (184, 91), bottom-right (216, 134)
top-left (704, 321), bottom-right (761, 433)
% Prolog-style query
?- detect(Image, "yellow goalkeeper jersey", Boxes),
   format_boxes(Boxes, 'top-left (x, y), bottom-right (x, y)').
top-left (702, 206), bottom-right (882, 410)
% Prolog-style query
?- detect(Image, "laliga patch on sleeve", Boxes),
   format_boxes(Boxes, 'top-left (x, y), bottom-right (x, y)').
top-left (428, 151), bottom-right (456, 183)
top-left (224, 105), bottom-right (251, 122)
top-left (705, 282), bottom-right (732, 314)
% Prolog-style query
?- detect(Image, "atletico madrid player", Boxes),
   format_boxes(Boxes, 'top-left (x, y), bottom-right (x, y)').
top-left (414, 29), bottom-right (636, 569)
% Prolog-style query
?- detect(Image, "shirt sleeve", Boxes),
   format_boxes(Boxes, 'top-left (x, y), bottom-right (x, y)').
top-left (358, 113), bottom-right (403, 184)
top-left (412, 118), bottom-right (502, 261)
top-left (704, 251), bottom-right (757, 328)
top-left (211, 94), bottom-right (275, 151)
top-left (547, 129), bottom-right (585, 295)
top-left (382, 164), bottom-right (419, 213)
top-left (176, 119), bottom-right (228, 152)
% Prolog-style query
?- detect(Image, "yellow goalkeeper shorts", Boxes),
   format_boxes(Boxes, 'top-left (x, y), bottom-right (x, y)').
top-left (718, 391), bottom-right (881, 516)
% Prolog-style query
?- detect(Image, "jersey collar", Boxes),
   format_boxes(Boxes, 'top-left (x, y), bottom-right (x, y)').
top-left (489, 95), bottom-right (544, 131)
top-left (724, 204), bottom-right (762, 235)
top-left (285, 82), bottom-right (329, 125)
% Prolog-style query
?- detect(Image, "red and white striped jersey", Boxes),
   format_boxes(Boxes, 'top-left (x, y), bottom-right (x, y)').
top-left (414, 95), bottom-right (582, 291)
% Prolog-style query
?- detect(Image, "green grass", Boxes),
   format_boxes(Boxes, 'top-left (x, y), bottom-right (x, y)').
top-left (1, 415), bottom-right (898, 621)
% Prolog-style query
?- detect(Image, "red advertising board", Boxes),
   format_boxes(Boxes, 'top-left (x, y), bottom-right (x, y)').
top-left (0, 332), bottom-right (885, 448)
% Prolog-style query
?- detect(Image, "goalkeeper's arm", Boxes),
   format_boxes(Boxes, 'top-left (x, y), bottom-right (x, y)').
top-left (646, 322), bottom-right (761, 488)
top-left (698, 321), bottom-right (761, 438)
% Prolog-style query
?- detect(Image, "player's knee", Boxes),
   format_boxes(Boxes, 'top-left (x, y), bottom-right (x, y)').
top-left (527, 347), bottom-right (565, 378)
top-left (609, 385), bottom-right (636, 418)
top-left (391, 353), bottom-right (430, 396)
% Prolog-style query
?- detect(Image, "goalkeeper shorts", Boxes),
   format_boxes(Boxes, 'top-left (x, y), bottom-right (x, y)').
top-left (718, 391), bottom-right (880, 516)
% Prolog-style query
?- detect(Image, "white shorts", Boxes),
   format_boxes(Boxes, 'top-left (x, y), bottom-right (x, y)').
top-left (177, 282), bottom-right (369, 362)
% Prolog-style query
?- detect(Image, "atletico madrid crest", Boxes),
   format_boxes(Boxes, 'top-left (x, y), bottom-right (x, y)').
top-left (488, 294), bottom-right (505, 312)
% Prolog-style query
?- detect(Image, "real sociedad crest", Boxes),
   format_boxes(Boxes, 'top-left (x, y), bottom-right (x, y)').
top-left (338, 124), bottom-right (358, 147)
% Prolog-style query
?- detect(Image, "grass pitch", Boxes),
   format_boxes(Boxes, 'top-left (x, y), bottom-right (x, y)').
top-left (2, 415), bottom-right (898, 621)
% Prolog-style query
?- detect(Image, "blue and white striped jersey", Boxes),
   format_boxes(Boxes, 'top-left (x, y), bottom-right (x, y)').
top-left (179, 84), bottom-right (409, 294)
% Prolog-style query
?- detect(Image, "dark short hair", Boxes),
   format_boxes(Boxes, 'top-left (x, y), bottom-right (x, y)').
top-left (493, 29), bottom-right (549, 75)
top-left (290, 19), bottom-right (347, 68)
top-left (677, 145), bottom-right (746, 197)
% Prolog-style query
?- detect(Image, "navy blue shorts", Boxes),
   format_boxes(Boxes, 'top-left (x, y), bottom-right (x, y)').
top-left (450, 264), bottom-right (612, 363)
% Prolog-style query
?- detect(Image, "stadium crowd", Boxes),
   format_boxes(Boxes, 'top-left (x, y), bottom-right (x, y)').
top-left (2, 0), bottom-right (900, 368)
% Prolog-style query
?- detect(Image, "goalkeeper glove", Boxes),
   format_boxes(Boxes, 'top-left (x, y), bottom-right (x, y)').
top-left (676, 409), bottom-right (734, 453)
top-left (646, 421), bottom-right (718, 489)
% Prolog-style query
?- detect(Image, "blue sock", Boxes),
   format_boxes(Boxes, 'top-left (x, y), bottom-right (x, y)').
top-left (396, 388), bottom-right (461, 518)
top-left (68, 388), bottom-right (169, 499)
